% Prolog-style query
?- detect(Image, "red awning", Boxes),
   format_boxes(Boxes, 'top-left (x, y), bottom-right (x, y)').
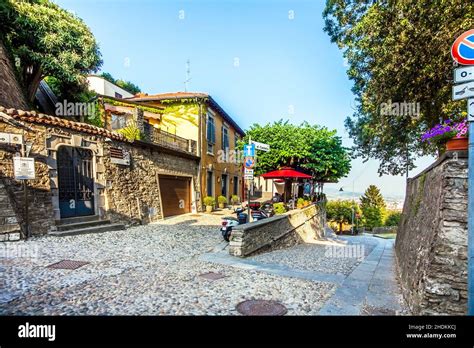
top-left (261, 167), bottom-right (312, 179)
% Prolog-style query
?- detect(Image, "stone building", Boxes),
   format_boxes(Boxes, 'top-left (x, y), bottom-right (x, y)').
top-left (126, 92), bottom-right (246, 204)
top-left (0, 105), bottom-right (200, 239)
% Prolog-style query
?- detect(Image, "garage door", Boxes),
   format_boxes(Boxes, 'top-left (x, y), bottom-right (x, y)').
top-left (159, 175), bottom-right (191, 217)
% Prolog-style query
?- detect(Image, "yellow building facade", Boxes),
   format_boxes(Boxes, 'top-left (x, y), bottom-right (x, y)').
top-left (128, 92), bottom-right (245, 208)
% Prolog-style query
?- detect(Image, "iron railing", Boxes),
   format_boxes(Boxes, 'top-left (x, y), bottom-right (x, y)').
top-left (144, 126), bottom-right (197, 155)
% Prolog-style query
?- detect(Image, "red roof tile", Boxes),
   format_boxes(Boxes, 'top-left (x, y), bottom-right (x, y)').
top-left (0, 105), bottom-right (127, 141)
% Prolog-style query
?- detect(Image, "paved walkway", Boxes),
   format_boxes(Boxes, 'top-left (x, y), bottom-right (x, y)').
top-left (319, 238), bottom-right (404, 315)
top-left (0, 212), bottom-right (408, 315)
top-left (201, 229), bottom-right (407, 315)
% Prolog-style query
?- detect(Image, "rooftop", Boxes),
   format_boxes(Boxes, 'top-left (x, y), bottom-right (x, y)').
top-left (127, 92), bottom-right (245, 136)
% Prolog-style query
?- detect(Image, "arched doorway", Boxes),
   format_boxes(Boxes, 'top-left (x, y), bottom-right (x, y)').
top-left (57, 146), bottom-right (95, 218)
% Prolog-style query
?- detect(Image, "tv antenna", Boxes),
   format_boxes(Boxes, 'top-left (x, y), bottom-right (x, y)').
top-left (184, 59), bottom-right (191, 91)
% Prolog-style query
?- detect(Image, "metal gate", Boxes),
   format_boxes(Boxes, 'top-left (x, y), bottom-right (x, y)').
top-left (57, 146), bottom-right (95, 218)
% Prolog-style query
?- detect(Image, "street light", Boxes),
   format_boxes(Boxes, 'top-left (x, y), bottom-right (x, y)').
top-left (339, 180), bottom-right (356, 235)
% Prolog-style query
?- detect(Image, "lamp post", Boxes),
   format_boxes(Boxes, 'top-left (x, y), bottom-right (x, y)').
top-left (339, 180), bottom-right (356, 234)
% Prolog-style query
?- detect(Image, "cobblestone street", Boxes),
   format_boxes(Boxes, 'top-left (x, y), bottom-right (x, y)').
top-left (0, 212), bottom-right (407, 315)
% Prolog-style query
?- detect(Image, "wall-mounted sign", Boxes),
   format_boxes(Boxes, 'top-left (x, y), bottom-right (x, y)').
top-left (13, 157), bottom-right (35, 180)
top-left (110, 147), bottom-right (131, 166)
top-left (0, 133), bottom-right (23, 145)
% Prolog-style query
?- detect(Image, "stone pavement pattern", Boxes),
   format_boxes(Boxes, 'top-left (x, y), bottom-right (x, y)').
top-left (0, 212), bottom-right (408, 315)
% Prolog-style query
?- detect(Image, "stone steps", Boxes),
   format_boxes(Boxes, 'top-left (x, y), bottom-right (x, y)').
top-left (56, 219), bottom-right (113, 232)
top-left (50, 215), bottom-right (126, 237)
top-left (49, 223), bottom-right (126, 237)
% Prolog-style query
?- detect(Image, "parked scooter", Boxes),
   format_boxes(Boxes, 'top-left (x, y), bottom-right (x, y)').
top-left (220, 207), bottom-right (248, 242)
top-left (250, 201), bottom-right (275, 221)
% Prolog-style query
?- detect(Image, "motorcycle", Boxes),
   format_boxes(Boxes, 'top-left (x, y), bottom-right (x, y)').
top-left (220, 207), bottom-right (248, 242)
top-left (250, 201), bottom-right (275, 221)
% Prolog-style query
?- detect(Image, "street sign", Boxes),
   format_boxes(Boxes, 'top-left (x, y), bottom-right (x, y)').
top-left (452, 81), bottom-right (474, 101)
top-left (251, 140), bottom-right (270, 152)
top-left (244, 168), bottom-right (254, 179)
top-left (451, 29), bottom-right (474, 66)
top-left (243, 144), bottom-right (255, 157)
top-left (469, 99), bottom-right (474, 122)
top-left (13, 157), bottom-right (35, 180)
top-left (244, 157), bottom-right (255, 169)
top-left (455, 66), bottom-right (474, 84)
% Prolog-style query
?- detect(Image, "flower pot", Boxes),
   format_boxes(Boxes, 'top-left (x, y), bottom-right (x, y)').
top-left (218, 203), bottom-right (225, 209)
top-left (206, 205), bottom-right (213, 213)
top-left (446, 137), bottom-right (468, 151)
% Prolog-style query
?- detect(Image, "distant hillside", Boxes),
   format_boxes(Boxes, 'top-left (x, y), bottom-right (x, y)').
top-left (324, 187), bottom-right (404, 210)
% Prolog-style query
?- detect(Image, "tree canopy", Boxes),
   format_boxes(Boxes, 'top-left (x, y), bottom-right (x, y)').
top-left (100, 72), bottom-right (141, 95)
top-left (0, 0), bottom-right (102, 102)
top-left (323, 1), bottom-right (473, 175)
top-left (326, 199), bottom-right (360, 233)
top-left (242, 120), bottom-right (351, 182)
top-left (360, 185), bottom-right (386, 229)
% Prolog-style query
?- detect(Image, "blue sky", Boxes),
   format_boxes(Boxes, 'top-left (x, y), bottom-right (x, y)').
top-left (56, 0), bottom-right (434, 198)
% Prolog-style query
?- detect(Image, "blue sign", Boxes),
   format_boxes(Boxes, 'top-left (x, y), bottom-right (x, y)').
top-left (244, 157), bottom-right (255, 169)
top-left (243, 144), bottom-right (255, 157)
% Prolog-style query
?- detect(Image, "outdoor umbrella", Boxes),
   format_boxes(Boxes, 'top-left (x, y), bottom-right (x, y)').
top-left (261, 167), bottom-right (312, 179)
top-left (261, 167), bottom-right (312, 204)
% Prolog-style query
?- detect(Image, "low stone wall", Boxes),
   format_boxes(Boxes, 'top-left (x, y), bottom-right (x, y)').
top-left (229, 203), bottom-right (325, 257)
top-left (369, 226), bottom-right (397, 234)
top-left (395, 151), bottom-right (467, 315)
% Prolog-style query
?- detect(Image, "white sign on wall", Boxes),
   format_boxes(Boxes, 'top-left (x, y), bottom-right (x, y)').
top-left (13, 157), bottom-right (35, 180)
top-left (0, 133), bottom-right (23, 145)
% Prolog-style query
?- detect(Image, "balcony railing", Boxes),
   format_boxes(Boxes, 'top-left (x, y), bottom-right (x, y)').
top-left (143, 126), bottom-right (197, 155)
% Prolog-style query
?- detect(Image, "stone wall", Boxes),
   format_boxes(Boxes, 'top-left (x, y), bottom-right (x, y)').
top-left (103, 141), bottom-right (199, 224)
top-left (0, 40), bottom-right (28, 110)
top-left (395, 151), bottom-right (467, 315)
top-left (0, 117), bottom-right (200, 238)
top-left (0, 120), bottom-right (55, 238)
top-left (229, 203), bottom-right (326, 257)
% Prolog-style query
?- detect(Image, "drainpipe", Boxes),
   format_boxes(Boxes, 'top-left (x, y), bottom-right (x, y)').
top-left (197, 101), bottom-right (203, 212)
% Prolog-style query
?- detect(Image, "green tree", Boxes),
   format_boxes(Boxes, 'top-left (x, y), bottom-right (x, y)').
top-left (1, 0), bottom-right (102, 102)
top-left (243, 120), bottom-right (351, 182)
top-left (326, 199), bottom-right (360, 233)
top-left (385, 210), bottom-right (402, 227)
top-left (100, 72), bottom-right (141, 95)
top-left (323, 1), bottom-right (473, 175)
top-left (360, 185), bottom-right (386, 229)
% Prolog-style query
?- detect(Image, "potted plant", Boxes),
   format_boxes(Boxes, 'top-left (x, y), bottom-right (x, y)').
top-left (218, 195), bottom-right (228, 209)
top-left (231, 194), bottom-right (239, 206)
top-left (421, 118), bottom-right (468, 153)
top-left (203, 196), bottom-right (215, 213)
top-left (296, 197), bottom-right (305, 209)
